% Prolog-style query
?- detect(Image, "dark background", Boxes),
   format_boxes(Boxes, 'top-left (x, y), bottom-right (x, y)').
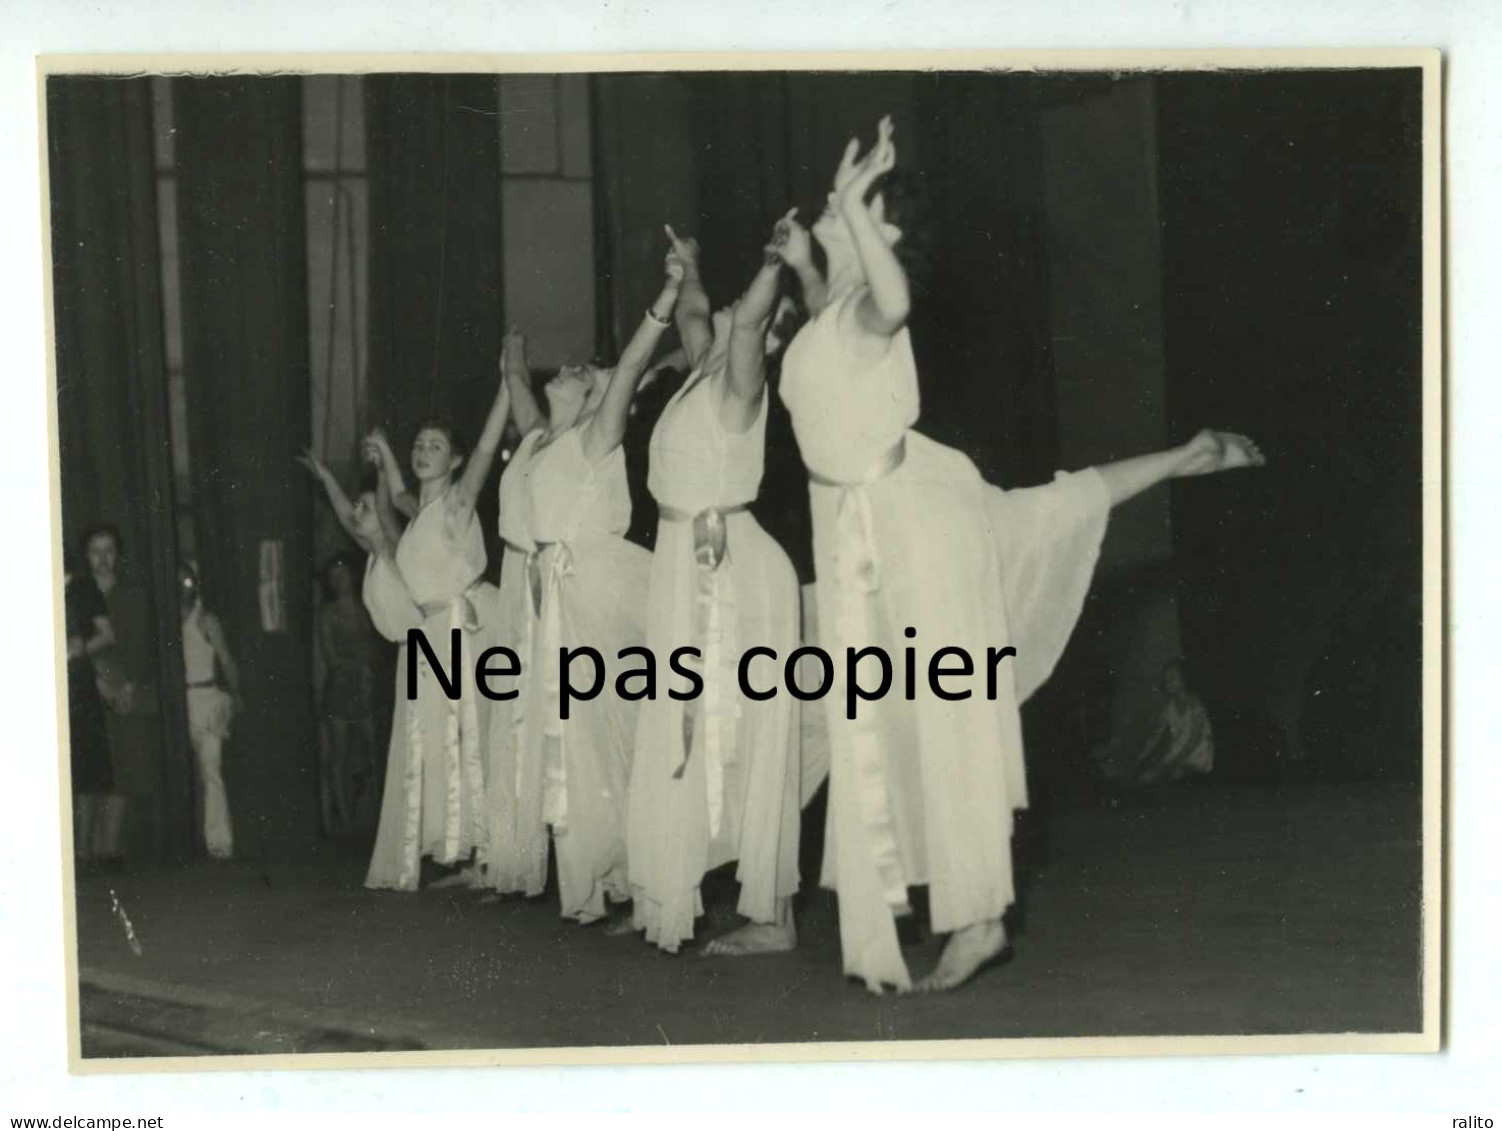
top-left (48, 68), bottom-right (1424, 865)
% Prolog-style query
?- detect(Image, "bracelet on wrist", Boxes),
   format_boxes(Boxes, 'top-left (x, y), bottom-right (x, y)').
top-left (646, 307), bottom-right (672, 327)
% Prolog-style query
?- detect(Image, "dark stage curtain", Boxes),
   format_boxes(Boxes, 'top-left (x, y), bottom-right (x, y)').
top-left (174, 77), bottom-right (320, 860)
top-left (47, 76), bottom-right (195, 863)
top-left (366, 76), bottom-right (505, 572)
top-left (591, 72), bottom-right (1061, 580)
top-left (1155, 70), bottom-right (1424, 784)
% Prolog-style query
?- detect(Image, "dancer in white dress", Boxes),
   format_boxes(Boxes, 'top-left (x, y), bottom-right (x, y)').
top-left (479, 330), bottom-right (554, 898)
top-left (625, 226), bottom-right (803, 954)
top-left (359, 370), bottom-right (512, 890)
top-left (776, 117), bottom-right (1266, 993)
top-left (300, 452), bottom-right (427, 888)
top-left (513, 265), bottom-right (679, 923)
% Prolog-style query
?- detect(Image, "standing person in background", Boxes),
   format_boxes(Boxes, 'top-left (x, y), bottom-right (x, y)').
top-left (64, 554), bottom-right (116, 874)
top-left (85, 523), bottom-right (164, 869)
top-left (313, 552), bottom-right (380, 835)
top-left (179, 563), bottom-right (241, 862)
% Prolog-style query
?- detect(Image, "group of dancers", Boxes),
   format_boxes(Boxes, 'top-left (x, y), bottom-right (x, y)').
top-left (303, 118), bottom-right (1264, 994)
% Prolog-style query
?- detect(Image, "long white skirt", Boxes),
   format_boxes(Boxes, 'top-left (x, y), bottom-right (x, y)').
top-left (524, 533), bottom-right (652, 922)
top-left (627, 512), bottom-right (802, 951)
top-left (811, 429), bottom-right (1110, 991)
top-left (364, 583), bottom-right (500, 891)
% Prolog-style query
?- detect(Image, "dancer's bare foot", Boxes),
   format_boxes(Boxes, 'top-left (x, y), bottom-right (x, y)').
top-left (604, 914), bottom-right (642, 937)
top-left (702, 917), bottom-right (797, 957)
top-left (910, 918), bottom-right (1008, 993)
top-left (428, 864), bottom-right (479, 890)
top-left (1179, 429), bottom-right (1266, 477)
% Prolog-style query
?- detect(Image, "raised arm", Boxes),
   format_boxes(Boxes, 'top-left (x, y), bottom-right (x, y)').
top-left (366, 428), bottom-right (417, 519)
top-left (449, 368), bottom-right (513, 519)
top-left (666, 226), bottom-right (713, 368)
top-left (299, 451), bottom-right (372, 552)
top-left (372, 472), bottom-right (406, 550)
top-left (834, 118), bottom-right (909, 339)
top-left (769, 207), bottom-right (827, 316)
top-left (722, 253), bottom-right (785, 433)
top-left (581, 264), bottom-right (680, 461)
top-left (502, 328), bottom-right (544, 436)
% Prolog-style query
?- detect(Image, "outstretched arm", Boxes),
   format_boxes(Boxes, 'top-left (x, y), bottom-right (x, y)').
top-left (1094, 430), bottom-right (1266, 508)
top-left (723, 256), bottom-right (784, 434)
top-left (299, 451), bottom-right (373, 552)
top-left (581, 269), bottom-right (680, 461)
top-left (666, 226), bottom-right (713, 369)
top-left (366, 429), bottom-right (417, 519)
top-left (834, 118), bottom-right (909, 338)
top-left (449, 371), bottom-right (512, 520)
top-left (502, 329), bottom-right (544, 436)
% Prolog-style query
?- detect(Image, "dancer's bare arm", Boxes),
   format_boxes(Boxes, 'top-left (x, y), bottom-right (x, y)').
top-left (835, 118), bottom-right (909, 339)
top-left (666, 226), bottom-right (713, 368)
top-left (298, 451), bottom-right (372, 552)
top-left (503, 328), bottom-right (544, 436)
top-left (582, 266), bottom-right (680, 461)
top-left (449, 349), bottom-right (515, 520)
top-left (366, 429), bottom-right (417, 519)
top-left (723, 255), bottom-right (783, 433)
top-left (373, 475), bottom-right (404, 551)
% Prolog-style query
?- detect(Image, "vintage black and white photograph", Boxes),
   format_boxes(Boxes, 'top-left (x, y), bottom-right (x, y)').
top-left (42, 52), bottom-right (1439, 1066)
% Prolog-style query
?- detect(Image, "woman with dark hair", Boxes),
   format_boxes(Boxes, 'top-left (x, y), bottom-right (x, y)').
top-left (624, 224), bottom-right (803, 955)
top-left (775, 116), bottom-right (1265, 993)
top-left (63, 549), bottom-right (115, 872)
top-left (361, 368), bottom-right (511, 891)
top-left (505, 258), bottom-right (674, 925)
top-left (80, 522), bottom-right (148, 870)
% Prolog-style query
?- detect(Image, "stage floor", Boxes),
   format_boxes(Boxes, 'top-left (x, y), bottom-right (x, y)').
top-left (73, 781), bottom-right (1423, 1058)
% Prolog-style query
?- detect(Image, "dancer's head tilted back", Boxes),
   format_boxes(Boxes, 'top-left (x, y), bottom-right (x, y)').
top-left (866, 170), bottom-right (932, 295)
top-left (764, 294), bottom-right (803, 358)
top-left (813, 170), bottom-right (930, 285)
top-left (348, 487), bottom-right (385, 547)
top-left (543, 363), bottom-right (606, 430)
top-left (809, 116), bottom-right (932, 309)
